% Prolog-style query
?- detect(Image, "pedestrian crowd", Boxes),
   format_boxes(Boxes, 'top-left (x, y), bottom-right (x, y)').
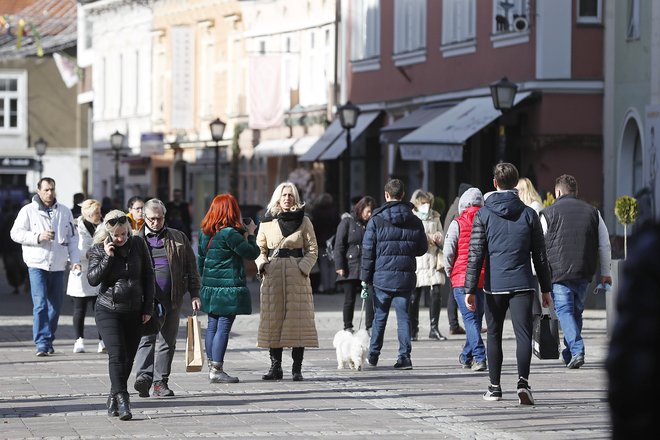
top-left (2, 163), bottom-right (618, 421)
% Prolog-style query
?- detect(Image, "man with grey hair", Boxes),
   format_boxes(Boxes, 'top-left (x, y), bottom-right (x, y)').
top-left (133, 198), bottom-right (201, 397)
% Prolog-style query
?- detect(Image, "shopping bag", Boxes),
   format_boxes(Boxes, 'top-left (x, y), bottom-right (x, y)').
top-left (185, 313), bottom-right (204, 372)
top-left (532, 314), bottom-right (560, 360)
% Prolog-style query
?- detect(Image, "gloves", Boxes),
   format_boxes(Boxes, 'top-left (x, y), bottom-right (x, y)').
top-left (360, 281), bottom-right (369, 299)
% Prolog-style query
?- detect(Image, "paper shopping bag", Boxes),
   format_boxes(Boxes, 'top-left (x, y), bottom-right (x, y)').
top-left (185, 314), bottom-right (204, 372)
top-left (532, 314), bottom-right (560, 360)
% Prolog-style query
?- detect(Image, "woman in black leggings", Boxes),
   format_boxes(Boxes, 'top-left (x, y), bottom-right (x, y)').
top-left (88, 210), bottom-right (154, 421)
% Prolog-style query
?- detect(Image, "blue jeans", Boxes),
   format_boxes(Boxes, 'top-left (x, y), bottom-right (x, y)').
top-left (453, 287), bottom-right (486, 363)
top-left (205, 314), bottom-right (236, 363)
top-left (369, 287), bottom-right (412, 361)
top-left (551, 280), bottom-right (589, 363)
top-left (28, 268), bottom-right (65, 351)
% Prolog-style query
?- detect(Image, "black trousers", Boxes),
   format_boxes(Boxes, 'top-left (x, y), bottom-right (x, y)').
top-left (340, 280), bottom-right (374, 330)
top-left (484, 291), bottom-right (534, 386)
top-left (95, 306), bottom-right (143, 395)
top-left (71, 296), bottom-right (98, 340)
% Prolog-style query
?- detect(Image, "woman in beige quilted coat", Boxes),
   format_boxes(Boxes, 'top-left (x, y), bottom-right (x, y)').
top-left (256, 182), bottom-right (319, 381)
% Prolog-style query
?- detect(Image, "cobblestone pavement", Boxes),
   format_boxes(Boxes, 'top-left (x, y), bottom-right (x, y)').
top-left (0, 270), bottom-right (611, 439)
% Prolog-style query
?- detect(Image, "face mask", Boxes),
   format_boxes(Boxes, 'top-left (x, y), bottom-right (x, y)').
top-left (417, 203), bottom-right (430, 219)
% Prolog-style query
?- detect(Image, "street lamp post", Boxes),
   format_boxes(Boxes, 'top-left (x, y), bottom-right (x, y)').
top-left (489, 77), bottom-right (518, 162)
top-left (209, 117), bottom-right (227, 196)
top-left (338, 101), bottom-right (360, 213)
top-left (34, 137), bottom-right (47, 180)
top-left (110, 130), bottom-right (125, 206)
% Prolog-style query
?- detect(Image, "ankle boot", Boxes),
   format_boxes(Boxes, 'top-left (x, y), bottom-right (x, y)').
top-left (292, 347), bottom-right (304, 381)
top-left (116, 391), bottom-right (132, 421)
top-left (262, 348), bottom-right (283, 380)
top-left (210, 361), bottom-right (240, 383)
top-left (106, 394), bottom-right (119, 417)
top-left (428, 287), bottom-right (447, 341)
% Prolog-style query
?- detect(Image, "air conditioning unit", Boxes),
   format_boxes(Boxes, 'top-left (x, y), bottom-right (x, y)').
top-left (513, 16), bottom-right (529, 32)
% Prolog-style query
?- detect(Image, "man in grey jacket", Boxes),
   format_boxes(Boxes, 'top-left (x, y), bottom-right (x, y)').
top-left (10, 178), bottom-right (81, 356)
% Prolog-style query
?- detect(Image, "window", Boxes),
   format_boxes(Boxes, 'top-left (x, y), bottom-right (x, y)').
top-left (0, 72), bottom-right (26, 132)
top-left (577, 0), bottom-right (602, 24)
top-left (394, 0), bottom-right (426, 55)
top-left (492, 0), bottom-right (529, 34)
top-left (627, 0), bottom-right (640, 40)
top-left (442, 0), bottom-right (475, 45)
top-left (632, 129), bottom-right (642, 195)
top-left (350, 0), bottom-right (380, 62)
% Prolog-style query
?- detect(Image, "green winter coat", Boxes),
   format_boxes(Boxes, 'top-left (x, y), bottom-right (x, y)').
top-left (197, 227), bottom-right (260, 316)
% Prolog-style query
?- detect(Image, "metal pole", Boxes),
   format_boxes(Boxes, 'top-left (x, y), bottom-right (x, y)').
top-left (214, 141), bottom-right (219, 195)
top-left (498, 124), bottom-right (506, 162)
top-left (114, 149), bottom-right (120, 203)
top-left (38, 158), bottom-right (43, 180)
top-left (344, 127), bottom-right (352, 212)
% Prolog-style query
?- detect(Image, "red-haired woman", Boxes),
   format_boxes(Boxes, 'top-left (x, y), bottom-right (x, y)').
top-left (197, 194), bottom-right (259, 383)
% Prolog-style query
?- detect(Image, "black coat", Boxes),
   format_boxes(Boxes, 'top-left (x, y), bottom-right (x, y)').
top-left (464, 191), bottom-right (551, 295)
top-left (88, 236), bottom-right (155, 314)
top-left (333, 214), bottom-right (367, 282)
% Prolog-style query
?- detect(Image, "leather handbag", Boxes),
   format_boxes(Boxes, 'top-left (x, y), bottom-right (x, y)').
top-left (185, 312), bottom-right (204, 372)
top-left (532, 314), bottom-right (560, 359)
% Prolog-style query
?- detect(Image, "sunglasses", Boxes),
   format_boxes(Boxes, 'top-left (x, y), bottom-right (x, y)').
top-left (107, 215), bottom-right (128, 227)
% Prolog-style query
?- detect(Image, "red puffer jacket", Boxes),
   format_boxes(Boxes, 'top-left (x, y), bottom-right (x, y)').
top-left (450, 206), bottom-right (485, 289)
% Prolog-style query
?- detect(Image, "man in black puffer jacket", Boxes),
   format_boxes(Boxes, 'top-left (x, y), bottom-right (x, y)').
top-left (464, 163), bottom-right (552, 406)
top-left (361, 179), bottom-right (428, 370)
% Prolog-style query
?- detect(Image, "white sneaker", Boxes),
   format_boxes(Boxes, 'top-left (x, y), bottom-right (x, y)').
top-left (73, 338), bottom-right (85, 353)
top-left (97, 341), bottom-right (107, 353)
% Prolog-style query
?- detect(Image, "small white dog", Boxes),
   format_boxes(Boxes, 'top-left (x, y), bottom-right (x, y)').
top-left (332, 329), bottom-right (370, 371)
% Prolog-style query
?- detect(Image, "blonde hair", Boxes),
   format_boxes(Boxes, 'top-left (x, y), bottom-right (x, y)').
top-left (410, 189), bottom-right (433, 209)
top-left (93, 209), bottom-right (130, 244)
top-left (80, 199), bottom-right (101, 220)
top-left (516, 177), bottom-right (542, 206)
top-left (266, 182), bottom-right (304, 216)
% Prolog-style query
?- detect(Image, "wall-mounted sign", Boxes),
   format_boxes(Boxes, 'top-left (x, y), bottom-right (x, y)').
top-left (140, 132), bottom-right (165, 157)
top-left (0, 157), bottom-right (36, 170)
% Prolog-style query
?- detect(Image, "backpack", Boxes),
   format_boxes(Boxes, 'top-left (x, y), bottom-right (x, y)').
top-left (324, 234), bottom-right (336, 262)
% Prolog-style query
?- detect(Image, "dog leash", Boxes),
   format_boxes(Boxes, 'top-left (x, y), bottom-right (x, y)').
top-left (357, 298), bottom-right (365, 330)
top-left (357, 281), bottom-right (368, 330)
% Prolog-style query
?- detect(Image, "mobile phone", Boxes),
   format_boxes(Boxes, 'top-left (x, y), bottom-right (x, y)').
top-left (242, 217), bottom-right (252, 225)
top-left (105, 236), bottom-right (113, 245)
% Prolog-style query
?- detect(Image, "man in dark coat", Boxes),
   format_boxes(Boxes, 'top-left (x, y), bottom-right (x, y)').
top-left (361, 179), bottom-right (428, 370)
top-left (540, 174), bottom-right (611, 369)
top-left (464, 163), bottom-right (552, 406)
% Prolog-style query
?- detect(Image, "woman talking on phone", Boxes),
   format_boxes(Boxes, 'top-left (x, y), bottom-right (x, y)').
top-left (197, 194), bottom-right (259, 384)
top-left (88, 210), bottom-right (155, 421)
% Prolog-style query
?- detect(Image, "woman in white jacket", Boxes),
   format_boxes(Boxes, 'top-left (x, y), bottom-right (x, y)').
top-left (66, 199), bottom-right (103, 353)
top-left (409, 190), bottom-right (447, 341)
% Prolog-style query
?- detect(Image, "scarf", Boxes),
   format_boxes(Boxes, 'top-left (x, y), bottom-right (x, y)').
top-left (83, 219), bottom-right (97, 236)
top-left (263, 209), bottom-right (305, 237)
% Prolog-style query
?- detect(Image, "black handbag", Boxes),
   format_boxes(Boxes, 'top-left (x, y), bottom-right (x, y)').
top-left (532, 314), bottom-right (560, 359)
top-left (142, 298), bottom-right (166, 336)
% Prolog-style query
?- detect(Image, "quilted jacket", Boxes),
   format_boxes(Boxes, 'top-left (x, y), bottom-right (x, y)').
top-left (255, 214), bottom-right (319, 348)
top-left (197, 227), bottom-right (259, 316)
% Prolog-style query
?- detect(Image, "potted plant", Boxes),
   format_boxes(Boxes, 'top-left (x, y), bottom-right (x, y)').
top-left (614, 195), bottom-right (638, 260)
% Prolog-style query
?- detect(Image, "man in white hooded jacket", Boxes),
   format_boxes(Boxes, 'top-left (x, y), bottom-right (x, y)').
top-left (11, 178), bottom-right (81, 356)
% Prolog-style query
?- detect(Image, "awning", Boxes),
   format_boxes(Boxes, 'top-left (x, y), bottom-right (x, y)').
top-left (380, 105), bottom-right (453, 144)
top-left (292, 136), bottom-right (320, 156)
top-left (254, 138), bottom-right (298, 157)
top-left (318, 111), bottom-right (382, 160)
top-left (399, 92), bottom-right (531, 147)
top-left (298, 119), bottom-right (344, 162)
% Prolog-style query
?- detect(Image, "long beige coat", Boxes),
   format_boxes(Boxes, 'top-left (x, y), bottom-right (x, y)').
top-left (255, 215), bottom-right (319, 348)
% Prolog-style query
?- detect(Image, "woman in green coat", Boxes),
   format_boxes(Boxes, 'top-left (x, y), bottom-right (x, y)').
top-left (197, 194), bottom-right (259, 383)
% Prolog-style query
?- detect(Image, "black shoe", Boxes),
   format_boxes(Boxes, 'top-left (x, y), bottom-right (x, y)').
top-left (107, 395), bottom-right (119, 417)
top-left (133, 376), bottom-right (151, 398)
top-left (393, 357), bottom-right (413, 370)
top-left (429, 327), bottom-right (447, 341)
top-left (152, 381), bottom-right (174, 397)
top-left (262, 365), bottom-right (283, 380)
top-left (517, 377), bottom-right (534, 405)
top-left (483, 385), bottom-right (502, 401)
top-left (116, 392), bottom-right (132, 421)
top-left (411, 330), bottom-right (419, 341)
top-left (292, 369), bottom-right (304, 381)
top-left (367, 354), bottom-right (378, 367)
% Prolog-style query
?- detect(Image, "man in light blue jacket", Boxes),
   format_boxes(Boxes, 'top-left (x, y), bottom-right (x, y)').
top-left (11, 178), bottom-right (81, 356)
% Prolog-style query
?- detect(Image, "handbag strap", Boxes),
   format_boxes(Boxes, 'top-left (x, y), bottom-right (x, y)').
top-left (206, 234), bottom-right (215, 252)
